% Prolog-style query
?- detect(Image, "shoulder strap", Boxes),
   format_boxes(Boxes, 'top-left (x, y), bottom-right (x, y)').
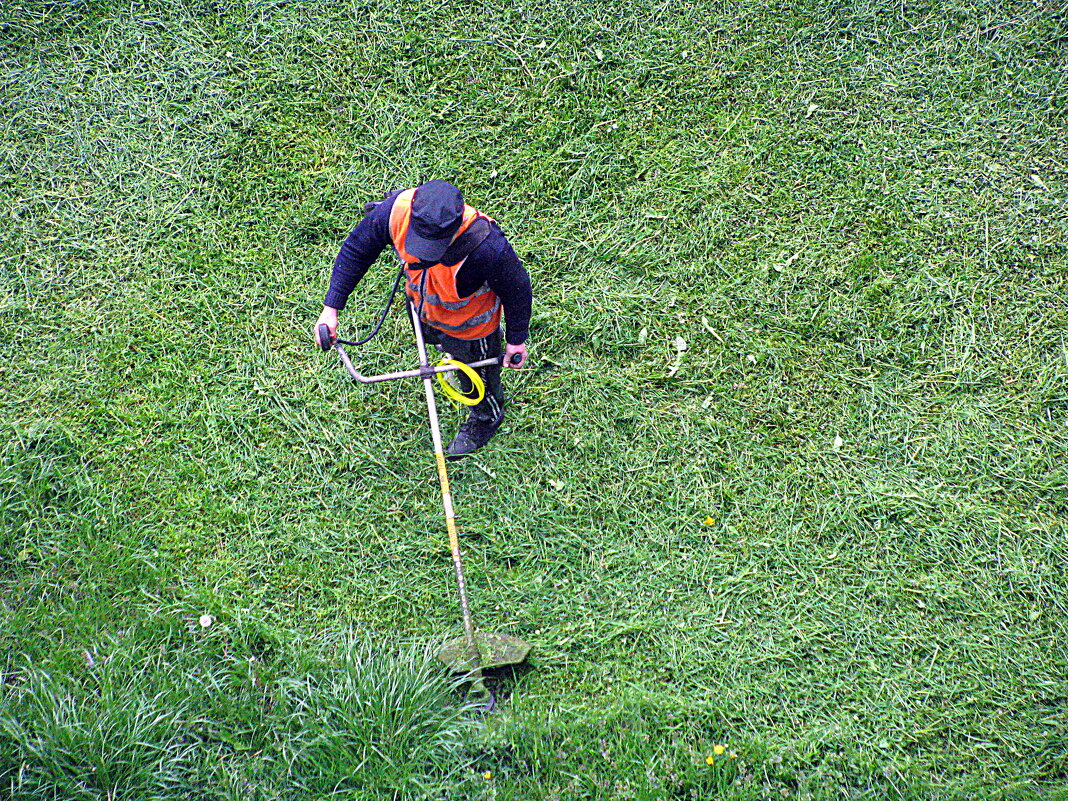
top-left (439, 216), bottom-right (492, 267)
top-left (363, 188), bottom-right (405, 216)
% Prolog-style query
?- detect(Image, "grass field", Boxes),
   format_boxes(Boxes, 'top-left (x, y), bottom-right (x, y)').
top-left (2, 0), bottom-right (1067, 798)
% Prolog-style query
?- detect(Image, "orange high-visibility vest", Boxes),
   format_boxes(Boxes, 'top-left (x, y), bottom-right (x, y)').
top-left (389, 188), bottom-right (502, 341)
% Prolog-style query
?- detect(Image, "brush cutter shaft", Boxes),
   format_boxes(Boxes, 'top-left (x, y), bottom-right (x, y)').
top-left (406, 299), bottom-right (490, 699)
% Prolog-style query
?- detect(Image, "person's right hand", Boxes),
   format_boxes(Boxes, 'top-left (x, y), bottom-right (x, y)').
top-left (315, 306), bottom-right (339, 349)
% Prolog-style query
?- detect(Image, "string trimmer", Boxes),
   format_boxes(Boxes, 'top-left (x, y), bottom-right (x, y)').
top-left (317, 295), bottom-right (529, 708)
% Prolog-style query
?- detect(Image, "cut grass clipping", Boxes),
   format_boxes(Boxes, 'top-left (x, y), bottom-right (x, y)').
top-left (2, 0), bottom-right (1067, 799)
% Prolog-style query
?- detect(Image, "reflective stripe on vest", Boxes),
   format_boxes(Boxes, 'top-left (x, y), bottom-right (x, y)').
top-left (389, 188), bottom-right (502, 341)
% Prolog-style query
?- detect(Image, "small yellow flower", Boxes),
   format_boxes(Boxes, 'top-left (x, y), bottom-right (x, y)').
top-left (703, 516), bottom-right (716, 526)
top-left (705, 755), bottom-right (715, 765)
top-left (713, 744), bottom-right (726, 756)
top-left (483, 771), bottom-right (493, 780)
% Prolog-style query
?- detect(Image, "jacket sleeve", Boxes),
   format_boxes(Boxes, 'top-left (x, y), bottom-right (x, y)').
top-left (323, 197), bottom-right (396, 311)
top-left (483, 236), bottom-right (532, 346)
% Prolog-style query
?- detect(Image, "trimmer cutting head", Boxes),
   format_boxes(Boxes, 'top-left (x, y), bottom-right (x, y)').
top-left (437, 632), bottom-right (531, 673)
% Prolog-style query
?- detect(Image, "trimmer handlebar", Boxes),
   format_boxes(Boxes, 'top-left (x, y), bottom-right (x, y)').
top-left (335, 345), bottom-right (500, 384)
top-left (325, 338), bottom-right (511, 384)
top-left (320, 324), bottom-right (522, 382)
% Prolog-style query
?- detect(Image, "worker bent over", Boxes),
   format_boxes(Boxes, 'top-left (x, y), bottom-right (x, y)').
top-left (316, 180), bottom-right (532, 459)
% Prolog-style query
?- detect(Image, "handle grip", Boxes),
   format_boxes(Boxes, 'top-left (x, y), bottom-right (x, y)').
top-left (317, 324), bottom-right (333, 352)
top-left (508, 352), bottom-right (523, 366)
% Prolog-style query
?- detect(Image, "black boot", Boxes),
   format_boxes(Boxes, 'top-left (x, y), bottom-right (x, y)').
top-left (447, 409), bottom-right (505, 460)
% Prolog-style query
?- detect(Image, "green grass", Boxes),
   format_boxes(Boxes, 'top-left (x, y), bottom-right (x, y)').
top-left (2, 0), bottom-right (1067, 798)
top-left (0, 625), bottom-right (479, 799)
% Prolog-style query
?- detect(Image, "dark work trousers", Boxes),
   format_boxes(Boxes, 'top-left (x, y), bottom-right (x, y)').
top-left (422, 323), bottom-right (505, 423)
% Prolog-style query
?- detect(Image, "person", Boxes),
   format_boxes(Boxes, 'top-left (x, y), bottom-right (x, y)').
top-left (316, 180), bottom-right (532, 460)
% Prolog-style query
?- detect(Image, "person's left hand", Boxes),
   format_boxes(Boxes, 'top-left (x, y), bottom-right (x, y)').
top-left (504, 342), bottom-right (528, 368)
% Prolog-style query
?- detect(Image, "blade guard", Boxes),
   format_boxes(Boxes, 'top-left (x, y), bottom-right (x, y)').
top-left (437, 632), bottom-right (531, 672)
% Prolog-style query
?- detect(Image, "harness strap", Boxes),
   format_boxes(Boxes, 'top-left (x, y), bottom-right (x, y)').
top-left (363, 189), bottom-right (404, 216)
top-left (438, 217), bottom-right (492, 267)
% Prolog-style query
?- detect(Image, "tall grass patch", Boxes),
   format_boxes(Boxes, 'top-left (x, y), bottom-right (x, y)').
top-left (0, 649), bottom-right (201, 800)
top-left (0, 628), bottom-right (477, 800)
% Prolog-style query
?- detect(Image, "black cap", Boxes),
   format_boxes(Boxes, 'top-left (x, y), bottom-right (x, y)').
top-left (406, 180), bottom-right (464, 263)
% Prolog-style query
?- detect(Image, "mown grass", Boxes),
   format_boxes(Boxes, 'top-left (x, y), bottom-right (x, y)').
top-left (2, 0), bottom-right (1067, 798)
